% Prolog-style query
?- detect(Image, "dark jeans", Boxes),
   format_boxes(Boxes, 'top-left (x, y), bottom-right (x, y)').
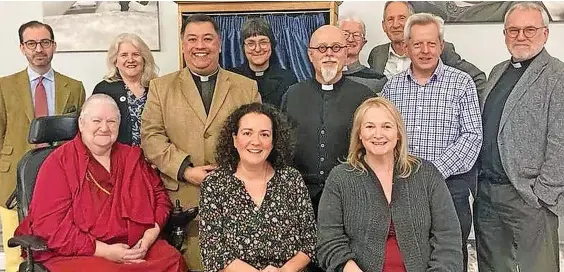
top-left (474, 179), bottom-right (559, 272)
top-left (446, 172), bottom-right (474, 272)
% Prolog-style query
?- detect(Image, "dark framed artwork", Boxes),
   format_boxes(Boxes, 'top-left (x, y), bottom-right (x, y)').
top-left (42, 1), bottom-right (160, 52)
top-left (408, 1), bottom-right (564, 23)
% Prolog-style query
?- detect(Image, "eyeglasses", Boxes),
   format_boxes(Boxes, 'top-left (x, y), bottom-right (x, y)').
top-left (22, 39), bottom-right (54, 50)
top-left (244, 40), bottom-right (270, 50)
top-left (308, 44), bottom-right (348, 53)
top-left (343, 31), bottom-right (365, 41)
top-left (503, 26), bottom-right (546, 38)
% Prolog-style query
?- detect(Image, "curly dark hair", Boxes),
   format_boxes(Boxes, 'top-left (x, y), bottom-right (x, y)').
top-left (215, 103), bottom-right (295, 172)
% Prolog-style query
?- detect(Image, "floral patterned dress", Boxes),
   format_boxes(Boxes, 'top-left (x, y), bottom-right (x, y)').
top-left (126, 88), bottom-right (147, 146)
top-left (199, 166), bottom-right (317, 272)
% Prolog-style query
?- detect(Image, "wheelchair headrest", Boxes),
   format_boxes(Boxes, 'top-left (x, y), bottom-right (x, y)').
top-left (28, 115), bottom-right (78, 144)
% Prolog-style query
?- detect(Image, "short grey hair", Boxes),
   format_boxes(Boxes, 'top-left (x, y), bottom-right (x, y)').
top-left (504, 2), bottom-right (550, 27)
top-left (404, 13), bottom-right (444, 41)
top-left (79, 94), bottom-right (121, 122)
top-left (337, 16), bottom-right (366, 36)
top-left (383, 1), bottom-right (415, 21)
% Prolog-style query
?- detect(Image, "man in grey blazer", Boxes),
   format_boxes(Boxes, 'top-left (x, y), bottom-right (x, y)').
top-left (474, 3), bottom-right (564, 272)
top-left (368, 1), bottom-right (487, 96)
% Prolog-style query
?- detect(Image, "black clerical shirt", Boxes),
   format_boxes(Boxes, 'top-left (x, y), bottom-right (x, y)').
top-left (480, 54), bottom-right (537, 183)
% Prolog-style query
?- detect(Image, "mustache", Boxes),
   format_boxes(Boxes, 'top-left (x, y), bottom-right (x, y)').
top-left (321, 57), bottom-right (337, 62)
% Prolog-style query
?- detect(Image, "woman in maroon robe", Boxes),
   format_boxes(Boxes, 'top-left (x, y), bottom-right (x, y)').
top-left (15, 94), bottom-right (186, 272)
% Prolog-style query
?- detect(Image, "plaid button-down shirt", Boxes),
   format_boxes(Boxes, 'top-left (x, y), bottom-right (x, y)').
top-left (382, 61), bottom-right (483, 178)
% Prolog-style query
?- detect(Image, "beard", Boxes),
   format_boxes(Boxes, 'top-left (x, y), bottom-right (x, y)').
top-left (320, 65), bottom-right (338, 83)
top-left (509, 44), bottom-right (543, 62)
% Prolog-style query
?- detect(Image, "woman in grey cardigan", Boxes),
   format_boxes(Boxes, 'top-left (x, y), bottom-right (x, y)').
top-left (317, 97), bottom-right (463, 272)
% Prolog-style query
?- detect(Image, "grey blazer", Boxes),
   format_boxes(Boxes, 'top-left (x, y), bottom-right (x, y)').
top-left (481, 48), bottom-right (564, 216)
top-left (368, 41), bottom-right (487, 96)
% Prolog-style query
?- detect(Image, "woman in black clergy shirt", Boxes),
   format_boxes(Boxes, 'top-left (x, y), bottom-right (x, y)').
top-left (317, 97), bottom-right (462, 272)
top-left (93, 33), bottom-right (158, 146)
top-left (229, 18), bottom-right (297, 108)
top-left (199, 103), bottom-right (316, 272)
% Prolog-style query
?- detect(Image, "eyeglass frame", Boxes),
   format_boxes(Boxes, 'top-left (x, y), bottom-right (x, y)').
top-left (503, 26), bottom-right (546, 39)
top-left (244, 40), bottom-right (271, 51)
top-left (308, 44), bottom-right (348, 53)
top-left (22, 39), bottom-right (55, 50)
top-left (343, 31), bottom-right (365, 41)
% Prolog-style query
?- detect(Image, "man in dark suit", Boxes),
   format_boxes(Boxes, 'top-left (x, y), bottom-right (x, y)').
top-left (0, 20), bottom-right (85, 272)
top-left (474, 3), bottom-right (564, 271)
top-left (368, 1), bottom-right (487, 96)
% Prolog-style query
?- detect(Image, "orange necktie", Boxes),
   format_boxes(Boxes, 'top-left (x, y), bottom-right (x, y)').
top-left (34, 76), bottom-right (48, 117)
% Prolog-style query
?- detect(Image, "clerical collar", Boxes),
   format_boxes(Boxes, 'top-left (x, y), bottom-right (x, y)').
top-left (342, 66), bottom-right (348, 72)
top-left (191, 69), bottom-right (219, 82)
top-left (321, 84), bottom-right (334, 90)
top-left (510, 51), bottom-right (539, 69)
top-left (255, 71), bottom-right (264, 77)
top-left (315, 76), bottom-right (345, 91)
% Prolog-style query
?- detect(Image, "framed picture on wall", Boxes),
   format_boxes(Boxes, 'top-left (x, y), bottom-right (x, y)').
top-left (408, 1), bottom-right (564, 23)
top-left (42, 1), bottom-right (160, 52)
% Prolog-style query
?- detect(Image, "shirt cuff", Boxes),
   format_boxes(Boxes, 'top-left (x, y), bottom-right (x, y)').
top-left (177, 155), bottom-right (194, 182)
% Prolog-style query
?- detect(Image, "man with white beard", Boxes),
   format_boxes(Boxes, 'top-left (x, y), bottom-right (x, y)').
top-left (281, 25), bottom-right (373, 220)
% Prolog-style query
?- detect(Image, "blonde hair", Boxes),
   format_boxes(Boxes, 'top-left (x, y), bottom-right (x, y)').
top-left (346, 97), bottom-right (419, 178)
top-left (104, 33), bottom-right (159, 87)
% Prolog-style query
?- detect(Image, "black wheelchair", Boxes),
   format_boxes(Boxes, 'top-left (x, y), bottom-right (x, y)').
top-left (6, 115), bottom-right (198, 272)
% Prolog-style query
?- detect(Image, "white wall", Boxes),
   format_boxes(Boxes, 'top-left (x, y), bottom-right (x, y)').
top-left (2, 1), bottom-right (563, 95)
top-left (0, 1), bottom-right (180, 95)
top-left (339, 1), bottom-right (564, 76)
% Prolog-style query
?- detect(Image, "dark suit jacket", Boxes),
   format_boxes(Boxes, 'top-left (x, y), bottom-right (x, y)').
top-left (481, 49), bottom-right (564, 216)
top-left (92, 80), bottom-right (138, 145)
top-left (368, 41), bottom-right (487, 96)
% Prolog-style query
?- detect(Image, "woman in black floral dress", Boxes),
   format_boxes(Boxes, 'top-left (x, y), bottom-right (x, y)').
top-left (93, 33), bottom-right (159, 146)
top-left (199, 103), bottom-right (316, 272)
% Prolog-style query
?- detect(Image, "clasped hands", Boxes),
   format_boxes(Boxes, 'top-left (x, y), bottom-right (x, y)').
top-left (105, 240), bottom-right (148, 264)
top-left (97, 223), bottom-right (160, 264)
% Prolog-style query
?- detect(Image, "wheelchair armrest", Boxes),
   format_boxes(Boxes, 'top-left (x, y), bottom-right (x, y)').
top-left (8, 235), bottom-right (48, 251)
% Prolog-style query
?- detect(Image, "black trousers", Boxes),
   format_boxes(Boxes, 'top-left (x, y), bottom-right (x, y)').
top-left (445, 171), bottom-right (474, 272)
top-left (474, 179), bottom-right (559, 272)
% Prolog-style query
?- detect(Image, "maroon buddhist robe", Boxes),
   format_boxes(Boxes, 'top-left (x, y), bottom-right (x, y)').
top-left (15, 135), bottom-right (186, 272)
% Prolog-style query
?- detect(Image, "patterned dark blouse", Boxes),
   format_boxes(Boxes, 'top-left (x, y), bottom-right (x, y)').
top-left (126, 88), bottom-right (147, 146)
top-left (199, 166), bottom-right (317, 272)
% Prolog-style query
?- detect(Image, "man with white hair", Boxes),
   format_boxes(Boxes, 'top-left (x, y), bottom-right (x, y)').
top-left (381, 13), bottom-right (483, 272)
top-left (281, 25), bottom-right (373, 218)
top-left (474, 2), bottom-right (564, 271)
top-left (337, 16), bottom-right (387, 93)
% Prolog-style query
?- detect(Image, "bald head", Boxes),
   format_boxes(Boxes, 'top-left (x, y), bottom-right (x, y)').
top-left (310, 25), bottom-right (347, 47)
top-left (308, 25), bottom-right (348, 84)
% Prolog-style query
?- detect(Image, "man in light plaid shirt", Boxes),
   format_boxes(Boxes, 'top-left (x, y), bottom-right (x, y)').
top-left (381, 13), bottom-right (483, 272)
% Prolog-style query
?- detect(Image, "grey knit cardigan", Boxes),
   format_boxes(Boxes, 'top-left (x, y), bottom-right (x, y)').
top-left (317, 160), bottom-right (463, 272)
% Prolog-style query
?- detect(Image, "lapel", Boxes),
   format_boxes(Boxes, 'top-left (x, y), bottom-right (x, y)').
top-left (9, 70), bottom-right (34, 121)
top-left (178, 68), bottom-right (206, 125)
top-left (375, 43), bottom-right (391, 74)
top-left (54, 71), bottom-right (71, 114)
top-left (204, 69), bottom-right (230, 131)
top-left (499, 49), bottom-right (549, 131)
